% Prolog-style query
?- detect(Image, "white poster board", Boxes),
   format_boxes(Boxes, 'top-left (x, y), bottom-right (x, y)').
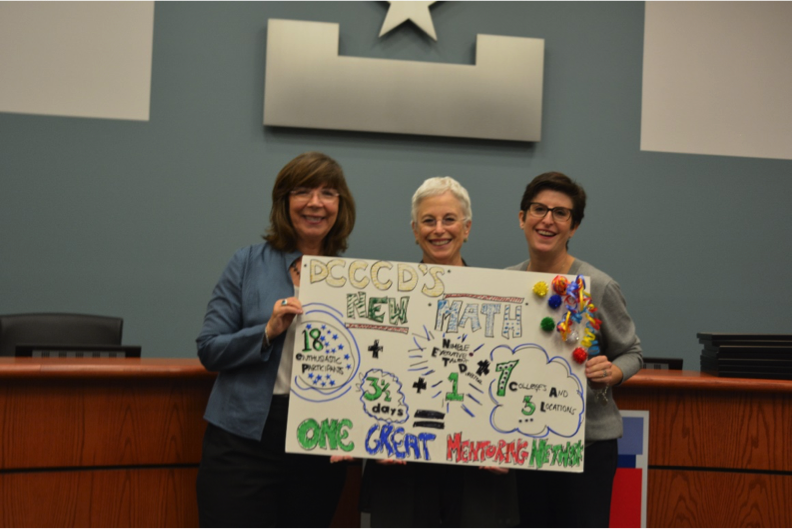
top-left (285, 257), bottom-right (592, 473)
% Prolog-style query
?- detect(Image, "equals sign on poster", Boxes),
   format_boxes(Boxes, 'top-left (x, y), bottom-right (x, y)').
top-left (413, 410), bottom-right (445, 430)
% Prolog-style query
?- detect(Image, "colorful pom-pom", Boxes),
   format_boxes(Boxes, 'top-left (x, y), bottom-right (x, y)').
top-left (533, 281), bottom-right (549, 297)
top-left (548, 294), bottom-right (562, 309)
top-left (540, 317), bottom-right (555, 331)
top-left (572, 347), bottom-right (588, 364)
top-left (552, 275), bottom-right (569, 295)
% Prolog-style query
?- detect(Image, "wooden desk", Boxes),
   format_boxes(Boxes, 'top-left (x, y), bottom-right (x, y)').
top-left (0, 358), bottom-right (213, 527)
top-left (615, 370), bottom-right (791, 528)
top-left (0, 358), bottom-right (361, 528)
top-left (2, 361), bottom-right (789, 527)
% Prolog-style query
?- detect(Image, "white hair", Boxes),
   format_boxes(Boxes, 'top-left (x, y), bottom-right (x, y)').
top-left (411, 176), bottom-right (472, 225)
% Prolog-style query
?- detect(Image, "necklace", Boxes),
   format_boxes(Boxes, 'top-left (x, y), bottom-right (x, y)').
top-left (290, 260), bottom-right (301, 277)
top-left (598, 386), bottom-right (609, 405)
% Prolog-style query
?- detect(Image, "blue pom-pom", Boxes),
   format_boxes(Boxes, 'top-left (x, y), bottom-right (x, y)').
top-left (548, 294), bottom-right (562, 309)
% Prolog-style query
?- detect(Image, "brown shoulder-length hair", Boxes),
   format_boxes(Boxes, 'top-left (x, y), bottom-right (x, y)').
top-left (520, 171), bottom-right (587, 229)
top-left (264, 152), bottom-right (356, 256)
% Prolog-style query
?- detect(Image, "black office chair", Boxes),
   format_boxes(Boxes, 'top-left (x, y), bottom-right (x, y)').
top-left (0, 313), bottom-right (124, 357)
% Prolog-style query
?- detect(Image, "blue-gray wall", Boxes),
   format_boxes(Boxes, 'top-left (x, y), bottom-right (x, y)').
top-left (1, 2), bottom-right (790, 369)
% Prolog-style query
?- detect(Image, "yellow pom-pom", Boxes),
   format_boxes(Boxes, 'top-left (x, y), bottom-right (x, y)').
top-left (533, 281), bottom-right (549, 297)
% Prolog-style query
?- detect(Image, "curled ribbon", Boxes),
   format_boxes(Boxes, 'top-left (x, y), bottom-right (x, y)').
top-left (555, 275), bottom-right (602, 361)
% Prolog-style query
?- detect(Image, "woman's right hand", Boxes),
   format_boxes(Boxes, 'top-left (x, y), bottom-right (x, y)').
top-left (376, 459), bottom-right (406, 466)
top-left (265, 297), bottom-right (303, 341)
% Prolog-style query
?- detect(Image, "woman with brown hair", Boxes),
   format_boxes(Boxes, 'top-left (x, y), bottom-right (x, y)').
top-left (195, 152), bottom-right (356, 527)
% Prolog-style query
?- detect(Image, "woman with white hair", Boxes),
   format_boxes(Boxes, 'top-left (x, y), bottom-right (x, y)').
top-left (410, 176), bottom-right (472, 266)
top-left (359, 176), bottom-right (518, 527)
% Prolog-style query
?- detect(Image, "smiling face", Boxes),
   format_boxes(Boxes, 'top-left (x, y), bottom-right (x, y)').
top-left (412, 191), bottom-right (471, 266)
top-left (519, 189), bottom-right (578, 260)
top-left (289, 185), bottom-right (339, 253)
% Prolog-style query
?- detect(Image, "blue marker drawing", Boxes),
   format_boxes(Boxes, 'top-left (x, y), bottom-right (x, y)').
top-left (487, 343), bottom-right (585, 439)
top-left (290, 303), bottom-right (361, 403)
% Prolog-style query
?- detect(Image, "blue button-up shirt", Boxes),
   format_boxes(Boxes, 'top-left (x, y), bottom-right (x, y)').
top-left (197, 242), bottom-right (302, 440)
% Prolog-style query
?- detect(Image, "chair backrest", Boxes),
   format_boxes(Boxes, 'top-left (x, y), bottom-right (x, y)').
top-left (0, 313), bottom-right (123, 357)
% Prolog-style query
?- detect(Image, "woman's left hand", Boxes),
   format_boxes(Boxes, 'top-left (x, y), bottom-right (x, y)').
top-left (479, 466), bottom-right (509, 475)
top-left (585, 355), bottom-right (623, 389)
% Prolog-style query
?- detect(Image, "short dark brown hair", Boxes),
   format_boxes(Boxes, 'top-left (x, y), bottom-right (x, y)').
top-left (264, 152), bottom-right (356, 256)
top-left (519, 171), bottom-right (587, 228)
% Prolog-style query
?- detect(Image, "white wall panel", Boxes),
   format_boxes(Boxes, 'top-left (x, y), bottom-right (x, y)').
top-left (0, 2), bottom-right (154, 121)
top-left (641, 2), bottom-right (791, 160)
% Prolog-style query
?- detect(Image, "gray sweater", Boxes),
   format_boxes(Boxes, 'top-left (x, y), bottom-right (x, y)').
top-left (507, 258), bottom-right (643, 442)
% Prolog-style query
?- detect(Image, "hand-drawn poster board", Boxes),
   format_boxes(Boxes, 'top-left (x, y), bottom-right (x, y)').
top-left (285, 257), bottom-right (592, 473)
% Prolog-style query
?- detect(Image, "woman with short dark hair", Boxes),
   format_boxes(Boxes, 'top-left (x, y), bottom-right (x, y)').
top-left (196, 151), bottom-right (355, 527)
top-left (508, 171), bottom-right (642, 528)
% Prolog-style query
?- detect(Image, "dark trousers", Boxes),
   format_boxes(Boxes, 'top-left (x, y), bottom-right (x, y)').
top-left (196, 396), bottom-right (347, 528)
top-left (516, 439), bottom-right (618, 528)
top-left (364, 462), bottom-right (466, 528)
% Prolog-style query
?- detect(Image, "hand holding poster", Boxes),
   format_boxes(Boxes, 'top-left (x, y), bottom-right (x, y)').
top-left (285, 257), bottom-right (593, 472)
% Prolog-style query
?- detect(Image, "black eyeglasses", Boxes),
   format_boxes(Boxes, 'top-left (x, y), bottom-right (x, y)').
top-left (526, 202), bottom-right (572, 222)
